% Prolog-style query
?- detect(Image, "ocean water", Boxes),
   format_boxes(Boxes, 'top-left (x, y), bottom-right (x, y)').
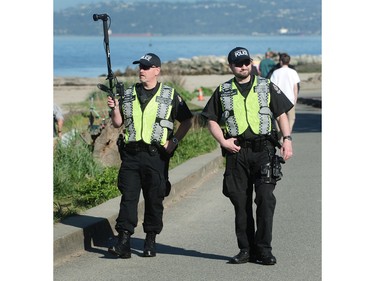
top-left (54, 35), bottom-right (321, 77)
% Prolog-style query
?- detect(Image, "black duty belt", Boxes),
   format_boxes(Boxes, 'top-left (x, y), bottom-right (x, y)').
top-left (125, 141), bottom-right (158, 153)
top-left (235, 137), bottom-right (273, 152)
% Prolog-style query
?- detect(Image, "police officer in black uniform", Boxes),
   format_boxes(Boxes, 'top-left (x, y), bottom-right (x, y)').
top-left (107, 53), bottom-right (193, 259)
top-left (201, 47), bottom-right (293, 265)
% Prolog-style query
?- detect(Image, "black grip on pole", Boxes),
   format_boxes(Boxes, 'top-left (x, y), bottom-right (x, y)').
top-left (93, 14), bottom-right (108, 21)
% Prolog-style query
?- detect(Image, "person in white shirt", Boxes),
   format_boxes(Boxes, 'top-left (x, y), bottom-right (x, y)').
top-left (270, 53), bottom-right (300, 133)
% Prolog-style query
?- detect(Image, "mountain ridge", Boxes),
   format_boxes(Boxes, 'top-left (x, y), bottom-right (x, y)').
top-left (54, 0), bottom-right (321, 36)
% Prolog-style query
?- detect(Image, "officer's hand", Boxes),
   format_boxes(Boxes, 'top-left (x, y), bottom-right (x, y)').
top-left (281, 139), bottom-right (293, 160)
top-left (223, 138), bottom-right (241, 154)
top-left (107, 96), bottom-right (118, 109)
top-left (164, 140), bottom-right (177, 155)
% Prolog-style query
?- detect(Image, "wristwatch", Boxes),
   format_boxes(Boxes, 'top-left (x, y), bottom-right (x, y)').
top-left (172, 137), bottom-right (179, 145)
top-left (283, 135), bottom-right (292, 141)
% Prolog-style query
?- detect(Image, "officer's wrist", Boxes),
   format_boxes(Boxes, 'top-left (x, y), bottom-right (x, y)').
top-left (283, 135), bottom-right (292, 141)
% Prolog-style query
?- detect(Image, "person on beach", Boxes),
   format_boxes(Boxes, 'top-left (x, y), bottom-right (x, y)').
top-left (201, 47), bottom-right (293, 265)
top-left (53, 104), bottom-right (64, 138)
top-left (266, 53), bottom-right (298, 81)
top-left (259, 49), bottom-right (276, 78)
top-left (107, 53), bottom-right (193, 259)
top-left (270, 53), bottom-right (300, 133)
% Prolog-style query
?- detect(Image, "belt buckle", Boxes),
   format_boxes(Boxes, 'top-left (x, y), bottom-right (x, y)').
top-left (148, 144), bottom-right (158, 155)
top-left (251, 139), bottom-right (263, 152)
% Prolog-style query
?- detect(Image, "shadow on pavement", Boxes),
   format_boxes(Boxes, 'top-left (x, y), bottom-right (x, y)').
top-left (60, 215), bottom-right (115, 250)
top-left (293, 112), bottom-right (321, 133)
top-left (95, 237), bottom-right (230, 261)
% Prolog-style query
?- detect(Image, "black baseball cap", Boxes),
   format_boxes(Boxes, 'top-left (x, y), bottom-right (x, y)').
top-left (227, 47), bottom-right (252, 64)
top-left (132, 53), bottom-right (161, 67)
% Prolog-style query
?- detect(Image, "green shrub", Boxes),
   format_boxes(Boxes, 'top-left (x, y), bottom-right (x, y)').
top-left (74, 167), bottom-right (120, 208)
top-left (164, 81), bottom-right (194, 102)
top-left (54, 132), bottom-right (103, 221)
top-left (170, 127), bottom-right (217, 168)
top-left (54, 132), bottom-right (102, 198)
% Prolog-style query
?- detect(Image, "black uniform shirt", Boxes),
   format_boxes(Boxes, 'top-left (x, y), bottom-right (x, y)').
top-left (201, 76), bottom-right (293, 139)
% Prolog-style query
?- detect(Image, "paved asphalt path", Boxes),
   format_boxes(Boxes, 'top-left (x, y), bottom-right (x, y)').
top-left (54, 105), bottom-right (321, 281)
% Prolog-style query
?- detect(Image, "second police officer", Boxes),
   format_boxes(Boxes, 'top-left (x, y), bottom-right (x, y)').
top-left (201, 47), bottom-right (293, 265)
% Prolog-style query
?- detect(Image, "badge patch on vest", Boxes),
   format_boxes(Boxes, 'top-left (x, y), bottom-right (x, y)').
top-left (221, 88), bottom-right (237, 97)
top-left (156, 96), bottom-right (172, 105)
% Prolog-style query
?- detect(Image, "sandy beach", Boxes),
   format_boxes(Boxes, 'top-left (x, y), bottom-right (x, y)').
top-left (54, 73), bottom-right (321, 113)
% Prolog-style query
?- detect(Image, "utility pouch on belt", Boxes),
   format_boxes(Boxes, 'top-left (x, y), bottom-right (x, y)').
top-left (117, 134), bottom-right (126, 160)
top-left (261, 163), bottom-right (273, 183)
top-left (261, 155), bottom-right (285, 184)
top-left (271, 155), bottom-right (285, 181)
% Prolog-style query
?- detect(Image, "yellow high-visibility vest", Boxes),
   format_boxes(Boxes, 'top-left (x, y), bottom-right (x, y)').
top-left (219, 76), bottom-right (272, 136)
top-left (121, 83), bottom-right (175, 145)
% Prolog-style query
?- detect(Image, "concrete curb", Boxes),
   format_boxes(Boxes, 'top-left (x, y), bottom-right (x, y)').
top-left (54, 148), bottom-right (223, 265)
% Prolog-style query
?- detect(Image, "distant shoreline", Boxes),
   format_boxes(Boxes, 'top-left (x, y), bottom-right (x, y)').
top-left (55, 54), bottom-right (322, 79)
top-left (54, 36), bottom-right (321, 77)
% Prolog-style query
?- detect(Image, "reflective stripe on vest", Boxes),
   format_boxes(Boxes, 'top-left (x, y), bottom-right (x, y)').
top-left (121, 84), bottom-right (174, 145)
top-left (219, 76), bottom-right (272, 136)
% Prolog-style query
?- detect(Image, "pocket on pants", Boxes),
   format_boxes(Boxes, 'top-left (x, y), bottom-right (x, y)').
top-left (158, 177), bottom-right (167, 198)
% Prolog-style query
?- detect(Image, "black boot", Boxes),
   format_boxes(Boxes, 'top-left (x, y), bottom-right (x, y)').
top-left (229, 249), bottom-right (250, 264)
top-left (108, 230), bottom-right (131, 259)
top-left (143, 232), bottom-right (156, 257)
top-left (256, 253), bottom-right (277, 265)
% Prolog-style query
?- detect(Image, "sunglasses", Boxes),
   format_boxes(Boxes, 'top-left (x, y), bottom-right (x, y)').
top-left (139, 64), bottom-right (157, 70)
top-left (234, 59), bottom-right (251, 67)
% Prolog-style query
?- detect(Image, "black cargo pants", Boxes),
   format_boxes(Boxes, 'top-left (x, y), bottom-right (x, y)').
top-left (223, 144), bottom-right (277, 256)
top-left (115, 149), bottom-right (168, 235)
